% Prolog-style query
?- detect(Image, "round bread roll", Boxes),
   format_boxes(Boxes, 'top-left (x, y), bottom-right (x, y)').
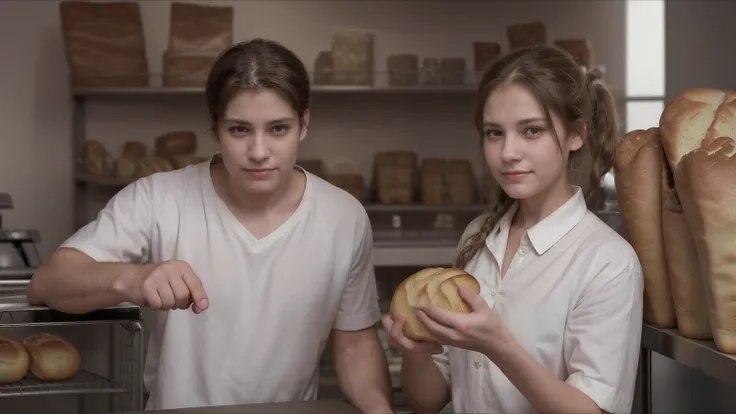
top-left (23, 333), bottom-right (82, 381)
top-left (0, 336), bottom-right (30, 383)
top-left (390, 267), bottom-right (481, 342)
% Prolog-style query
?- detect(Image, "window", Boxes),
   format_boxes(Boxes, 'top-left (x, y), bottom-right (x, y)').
top-left (626, 101), bottom-right (665, 132)
top-left (625, 0), bottom-right (665, 131)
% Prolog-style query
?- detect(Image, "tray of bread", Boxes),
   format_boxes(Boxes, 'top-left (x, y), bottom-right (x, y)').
top-left (0, 333), bottom-right (125, 396)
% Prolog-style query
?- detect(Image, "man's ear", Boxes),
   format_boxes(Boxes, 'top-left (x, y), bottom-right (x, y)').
top-left (299, 109), bottom-right (310, 142)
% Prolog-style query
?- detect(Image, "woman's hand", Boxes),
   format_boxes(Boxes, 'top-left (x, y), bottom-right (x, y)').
top-left (416, 287), bottom-right (510, 356)
top-left (381, 314), bottom-right (444, 357)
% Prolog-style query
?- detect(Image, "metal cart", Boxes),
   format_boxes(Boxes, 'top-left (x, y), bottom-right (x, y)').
top-left (0, 295), bottom-right (144, 413)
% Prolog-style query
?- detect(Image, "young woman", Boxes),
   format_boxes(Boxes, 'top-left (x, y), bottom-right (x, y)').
top-left (29, 39), bottom-right (393, 412)
top-left (383, 44), bottom-right (643, 414)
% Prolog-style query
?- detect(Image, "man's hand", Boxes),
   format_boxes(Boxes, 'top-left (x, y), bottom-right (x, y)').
top-left (114, 260), bottom-right (209, 313)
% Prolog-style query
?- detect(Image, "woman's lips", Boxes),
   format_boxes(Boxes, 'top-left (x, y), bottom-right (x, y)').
top-left (502, 171), bottom-right (530, 182)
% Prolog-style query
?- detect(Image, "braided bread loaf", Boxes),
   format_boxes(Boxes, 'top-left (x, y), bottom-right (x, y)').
top-left (390, 267), bottom-right (481, 342)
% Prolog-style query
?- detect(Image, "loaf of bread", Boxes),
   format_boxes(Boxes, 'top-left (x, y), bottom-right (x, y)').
top-left (660, 88), bottom-right (736, 352)
top-left (390, 268), bottom-right (481, 342)
top-left (0, 336), bottom-right (29, 383)
top-left (613, 128), bottom-right (676, 327)
top-left (82, 140), bottom-right (109, 177)
top-left (122, 141), bottom-right (147, 159)
top-left (660, 154), bottom-right (710, 339)
top-left (154, 131), bottom-right (197, 158)
top-left (23, 333), bottom-right (81, 381)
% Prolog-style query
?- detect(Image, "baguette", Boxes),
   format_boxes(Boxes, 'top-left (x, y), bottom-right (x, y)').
top-left (390, 268), bottom-right (480, 342)
top-left (660, 154), bottom-right (710, 339)
top-left (660, 88), bottom-right (736, 352)
top-left (613, 127), bottom-right (675, 327)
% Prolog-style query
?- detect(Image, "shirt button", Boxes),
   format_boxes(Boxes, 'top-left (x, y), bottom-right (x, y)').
top-left (490, 289), bottom-right (498, 297)
top-left (474, 361), bottom-right (481, 369)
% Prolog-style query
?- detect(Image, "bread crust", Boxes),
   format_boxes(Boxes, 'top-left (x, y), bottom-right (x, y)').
top-left (23, 333), bottom-right (82, 381)
top-left (613, 127), bottom-right (676, 327)
top-left (660, 151), bottom-right (710, 339)
top-left (0, 336), bottom-right (30, 383)
top-left (390, 267), bottom-right (481, 342)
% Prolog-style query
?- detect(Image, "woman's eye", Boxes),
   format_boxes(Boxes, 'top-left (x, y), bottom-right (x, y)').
top-left (272, 125), bottom-right (290, 135)
top-left (525, 127), bottom-right (543, 137)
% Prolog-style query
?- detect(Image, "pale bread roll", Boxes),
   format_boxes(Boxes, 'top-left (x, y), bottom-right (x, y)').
top-left (0, 336), bottom-right (30, 383)
top-left (390, 267), bottom-right (481, 342)
top-left (613, 128), bottom-right (676, 327)
top-left (23, 333), bottom-right (82, 381)
top-left (660, 153), bottom-right (710, 339)
top-left (661, 89), bottom-right (736, 352)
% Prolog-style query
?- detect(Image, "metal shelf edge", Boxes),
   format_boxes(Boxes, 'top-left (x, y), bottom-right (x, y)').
top-left (641, 323), bottom-right (736, 387)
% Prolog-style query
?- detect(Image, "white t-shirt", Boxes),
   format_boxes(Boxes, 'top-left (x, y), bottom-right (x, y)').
top-left (433, 186), bottom-right (643, 414)
top-left (61, 158), bottom-right (382, 410)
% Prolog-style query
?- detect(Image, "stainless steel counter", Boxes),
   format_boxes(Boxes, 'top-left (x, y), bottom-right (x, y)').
top-left (639, 323), bottom-right (736, 414)
top-left (114, 400), bottom-right (360, 414)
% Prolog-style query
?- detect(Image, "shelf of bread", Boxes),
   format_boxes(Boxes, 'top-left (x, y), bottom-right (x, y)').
top-left (0, 333), bottom-right (125, 397)
top-left (60, 1), bottom-right (602, 98)
top-left (613, 88), bottom-right (736, 355)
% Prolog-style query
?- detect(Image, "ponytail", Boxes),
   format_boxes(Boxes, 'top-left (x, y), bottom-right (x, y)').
top-left (583, 68), bottom-right (619, 197)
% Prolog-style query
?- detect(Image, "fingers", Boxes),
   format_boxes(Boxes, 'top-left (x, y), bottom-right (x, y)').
top-left (458, 287), bottom-right (487, 312)
top-left (168, 274), bottom-right (193, 310)
top-left (418, 304), bottom-right (459, 328)
top-left (181, 270), bottom-right (209, 311)
top-left (141, 279), bottom-right (163, 309)
top-left (417, 309), bottom-right (457, 342)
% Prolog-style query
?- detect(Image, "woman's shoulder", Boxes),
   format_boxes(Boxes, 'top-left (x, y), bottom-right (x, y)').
top-left (575, 212), bottom-right (643, 283)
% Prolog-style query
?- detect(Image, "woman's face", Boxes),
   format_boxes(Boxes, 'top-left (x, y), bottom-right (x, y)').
top-left (481, 83), bottom-right (582, 202)
top-left (216, 89), bottom-right (308, 196)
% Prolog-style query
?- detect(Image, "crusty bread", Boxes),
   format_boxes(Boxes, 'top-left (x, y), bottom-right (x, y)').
top-left (662, 90), bottom-right (736, 352)
top-left (613, 127), bottom-right (676, 327)
top-left (23, 333), bottom-right (82, 381)
top-left (0, 336), bottom-right (30, 384)
top-left (390, 267), bottom-right (481, 342)
top-left (659, 88), bottom-right (732, 169)
top-left (660, 154), bottom-right (711, 339)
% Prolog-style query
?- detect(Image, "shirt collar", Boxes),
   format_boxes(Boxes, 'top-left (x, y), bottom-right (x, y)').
top-left (487, 186), bottom-right (588, 255)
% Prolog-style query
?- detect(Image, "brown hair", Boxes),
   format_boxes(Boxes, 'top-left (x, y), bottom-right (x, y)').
top-left (455, 43), bottom-right (619, 269)
top-left (205, 38), bottom-right (310, 132)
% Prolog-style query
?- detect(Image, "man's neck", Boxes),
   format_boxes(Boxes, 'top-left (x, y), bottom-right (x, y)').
top-left (212, 163), bottom-right (306, 217)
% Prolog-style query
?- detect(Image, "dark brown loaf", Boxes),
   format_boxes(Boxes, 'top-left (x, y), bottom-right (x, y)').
top-left (0, 336), bottom-right (29, 384)
top-left (59, 1), bottom-right (149, 87)
top-left (122, 141), bottom-right (146, 159)
top-left (473, 42), bottom-right (502, 72)
top-left (554, 39), bottom-right (595, 69)
top-left (162, 52), bottom-right (218, 88)
top-left (660, 154), bottom-right (710, 339)
top-left (82, 140), bottom-right (109, 177)
top-left (507, 21), bottom-right (546, 49)
top-left (23, 333), bottom-right (81, 381)
top-left (420, 159), bottom-right (476, 205)
top-left (613, 127), bottom-right (676, 327)
top-left (154, 131), bottom-right (197, 158)
top-left (168, 2), bottom-right (233, 56)
top-left (374, 151), bottom-right (417, 204)
top-left (660, 88), bottom-right (736, 352)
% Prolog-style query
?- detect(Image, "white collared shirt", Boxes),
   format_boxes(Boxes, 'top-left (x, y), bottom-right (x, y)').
top-left (433, 186), bottom-right (643, 414)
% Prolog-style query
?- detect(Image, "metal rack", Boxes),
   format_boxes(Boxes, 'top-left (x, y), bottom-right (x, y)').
top-left (639, 323), bottom-right (736, 414)
top-left (0, 296), bottom-right (144, 412)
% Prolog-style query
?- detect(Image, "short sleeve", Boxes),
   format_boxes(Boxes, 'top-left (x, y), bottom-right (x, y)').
top-left (333, 210), bottom-right (381, 331)
top-left (61, 177), bottom-right (153, 264)
top-left (563, 262), bottom-right (644, 414)
top-left (432, 345), bottom-right (451, 385)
